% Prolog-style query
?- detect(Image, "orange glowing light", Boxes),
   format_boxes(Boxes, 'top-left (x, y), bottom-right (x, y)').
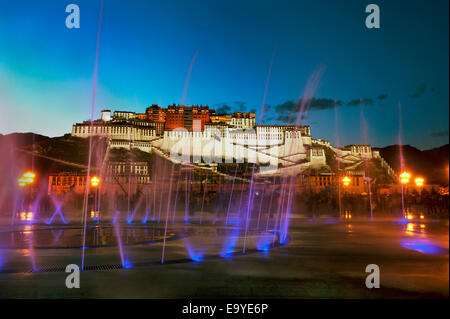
top-left (407, 215), bottom-right (413, 220)
top-left (407, 223), bottom-right (414, 231)
top-left (420, 214), bottom-right (424, 220)
top-left (342, 176), bottom-right (351, 187)
top-left (18, 171), bottom-right (36, 187)
top-left (90, 176), bottom-right (100, 187)
top-left (20, 211), bottom-right (33, 221)
top-left (23, 225), bottom-right (32, 234)
top-left (23, 172), bottom-right (36, 179)
top-left (400, 172), bottom-right (411, 184)
top-left (344, 210), bottom-right (352, 219)
top-left (414, 177), bottom-right (424, 187)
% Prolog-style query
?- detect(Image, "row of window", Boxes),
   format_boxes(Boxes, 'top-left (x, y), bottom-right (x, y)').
top-left (108, 165), bottom-right (149, 175)
top-left (51, 176), bottom-right (87, 186)
top-left (352, 146), bottom-right (371, 153)
top-left (51, 175), bottom-right (152, 186)
top-left (311, 149), bottom-right (324, 156)
top-left (73, 125), bottom-right (155, 136)
top-left (308, 176), bottom-right (361, 187)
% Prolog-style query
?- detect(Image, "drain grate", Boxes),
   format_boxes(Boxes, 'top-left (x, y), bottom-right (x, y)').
top-left (0, 242), bottom-right (284, 275)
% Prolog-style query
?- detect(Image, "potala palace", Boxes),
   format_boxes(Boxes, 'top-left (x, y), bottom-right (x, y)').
top-left (71, 105), bottom-right (395, 177)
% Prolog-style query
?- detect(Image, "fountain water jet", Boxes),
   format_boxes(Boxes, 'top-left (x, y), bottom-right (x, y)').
top-left (161, 163), bottom-right (175, 264)
top-left (81, 0), bottom-right (103, 271)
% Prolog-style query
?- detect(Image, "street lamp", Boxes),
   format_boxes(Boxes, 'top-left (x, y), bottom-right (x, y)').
top-left (90, 176), bottom-right (100, 223)
top-left (342, 176), bottom-right (351, 187)
top-left (340, 176), bottom-right (351, 219)
top-left (90, 176), bottom-right (100, 187)
top-left (18, 171), bottom-right (36, 187)
top-left (400, 171), bottom-right (411, 220)
top-left (414, 177), bottom-right (424, 187)
top-left (17, 171), bottom-right (36, 222)
top-left (400, 172), bottom-right (411, 184)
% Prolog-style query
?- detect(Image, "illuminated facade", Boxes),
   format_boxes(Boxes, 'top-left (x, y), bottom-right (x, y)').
top-left (230, 112), bottom-right (256, 129)
top-left (299, 173), bottom-right (367, 194)
top-left (70, 105), bottom-right (394, 177)
top-left (48, 162), bottom-right (151, 196)
top-left (164, 104), bottom-right (213, 131)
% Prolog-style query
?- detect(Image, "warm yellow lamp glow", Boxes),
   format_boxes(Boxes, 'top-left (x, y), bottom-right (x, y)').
top-left (18, 171), bottom-right (36, 187)
top-left (414, 177), bottom-right (424, 187)
top-left (342, 176), bottom-right (351, 187)
top-left (90, 176), bottom-right (100, 187)
top-left (23, 172), bottom-right (36, 179)
top-left (400, 172), bottom-right (411, 184)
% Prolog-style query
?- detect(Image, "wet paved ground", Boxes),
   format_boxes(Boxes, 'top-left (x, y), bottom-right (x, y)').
top-left (0, 214), bottom-right (448, 298)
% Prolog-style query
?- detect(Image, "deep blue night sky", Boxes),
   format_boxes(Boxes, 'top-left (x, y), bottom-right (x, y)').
top-left (0, 0), bottom-right (448, 149)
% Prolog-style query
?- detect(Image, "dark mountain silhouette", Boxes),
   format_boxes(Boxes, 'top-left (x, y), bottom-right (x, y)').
top-left (376, 144), bottom-right (449, 185)
top-left (0, 133), bottom-right (153, 186)
top-left (0, 132), bottom-right (50, 147)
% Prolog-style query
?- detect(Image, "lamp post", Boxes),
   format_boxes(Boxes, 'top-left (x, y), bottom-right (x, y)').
top-left (18, 171), bottom-right (36, 222)
top-left (400, 171), bottom-right (411, 220)
top-left (90, 176), bottom-right (100, 223)
top-left (414, 177), bottom-right (424, 187)
top-left (337, 173), bottom-right (342, 218)
top-left (18, 171), bottom-right (36, 188)
top-left (414, 177), bottom-right (424, 212)
top-left (342, 176), bottom-right (351, 188)
top-left (341, 176), bottom-right (351, 218)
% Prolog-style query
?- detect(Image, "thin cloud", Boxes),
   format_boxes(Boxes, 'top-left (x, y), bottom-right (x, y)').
top-left (274, 113), bottom-right (307, 123)
top-left (213, 103), bottom-right (232, 114)
top-left (275, 98), bottom-right (342, 112)
top-left (410, 83), bottom-right (427, 98)
top-left (377, 93), bottom-right (389, 100)
top-left (347, 98), bottom-right (374, 106)
top-left (430, 130), bottom-right (449, 137)
top-left (213, 101), bottom-right (249, 114)
top-left (234, 101), bottom-right (247, 109)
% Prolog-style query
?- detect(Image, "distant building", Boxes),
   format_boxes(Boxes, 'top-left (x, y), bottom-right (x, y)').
top-left (48, 172), bottom-right (87, 195)
top-left (346, 144), bottom-right (372, 158)
top-left (137, 113), bottom-right (148, 121)
top-left (114, 111), bottom-right (137, 120)
top-left (101, 109), bottom-right (112, 121)
top-left (72, 119), bottom-right (156, 139)
top-left (230, 112), bottom-right (256, 129)
top-left (310, 147), bottom-right (326, 166)
top-left (165, 104), bottom-right (213, 131)
top-left (299, 172), bottom-right (367, 194)
top-left (48, 162), bottom-right (151, 196)
top-left (312, 138), bottom-right (331, 147)
top-left (146, 104), bottom-right (166, 123)
top-left (210, 114), bottom-right (232, 125)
